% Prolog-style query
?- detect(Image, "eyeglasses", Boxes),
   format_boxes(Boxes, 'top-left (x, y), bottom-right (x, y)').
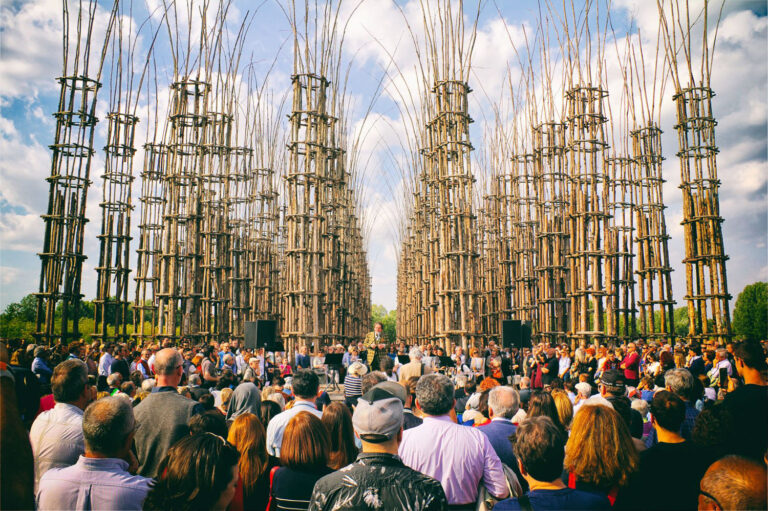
top-left (698, 489), bottom-right (722, 510)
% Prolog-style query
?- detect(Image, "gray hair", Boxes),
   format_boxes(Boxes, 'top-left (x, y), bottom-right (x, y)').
top-left (141, 378), bottom-right (156, 392)
top-left (575, 382), bottom-right (592, 398)
top-left (189, 373), bottom-right (201, 386)
top-left (409, 346), bottom-right (424, 361)
top-left (520, 376), bottom-right (531, 389)
top-left (631, 398), bottom-right (649, 417)
top-left (51, 359), bottom-right (88, 403)
top-left (82, 397), bottom-right (135, 457)
top-left (223, 353), bottom-right (234, 364)
top-left (488, 386), bottom-right (520, 419)
top-left (665, 368), bottom-right (695, 401)
top-left (361, 371), bottom-right (387, 395)
top-left (106, 373), bottom-right (122, 387)
top-left (415, 373), bottom-right (454, 416)
top-left (455, 375), bottom-right (468, 388)
top-left (574, 348), bottom-right (586, 364)
top-left (154, 348), bottom-right (183, 376)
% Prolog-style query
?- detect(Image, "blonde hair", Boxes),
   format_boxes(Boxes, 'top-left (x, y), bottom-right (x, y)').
top-left (227, 413), bottom-right (268, 495)
top-left (565, 405), bottom-right (639, 489)
top-left (551, 389), bottom-right (574, 429)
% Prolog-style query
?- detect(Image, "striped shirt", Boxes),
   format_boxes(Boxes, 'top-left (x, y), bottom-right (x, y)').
top-left (344, 375), bottom-right (362, 397)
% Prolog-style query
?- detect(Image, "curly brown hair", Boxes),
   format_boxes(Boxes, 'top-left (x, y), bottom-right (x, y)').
top-left (564, 405), bottom-right (639, 489)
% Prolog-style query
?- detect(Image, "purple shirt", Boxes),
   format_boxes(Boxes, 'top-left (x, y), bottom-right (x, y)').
top-left (398, 415), bottom-right (509, 505)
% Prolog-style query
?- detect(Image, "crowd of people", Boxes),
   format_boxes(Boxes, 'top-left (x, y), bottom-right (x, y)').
top-left (1, 331), bottom-right (766, 510)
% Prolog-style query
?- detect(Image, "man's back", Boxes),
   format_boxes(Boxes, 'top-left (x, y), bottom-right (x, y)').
top-left (625, 441), bottom-right (708, 511)
top-left (133, 390), bottom-right (197, 477)
top-left (310, 452), bottom-right (447, 510)
top-left (37, 456), bottom-right (151, 511)
top-left (29, 403), bottom-right (84, 491)
top-left (723, 383), bottom-right (768, 460)
top-left (399, 416), bottom-right (507, 505)
top-left (265, 400), bottom-right (322, 456)
top-left (479, 419), bottom-right (517, 467)
top-left (495, 488), bottom-right (610, 511)
top-left (399, 361), bottom-right (427, 382)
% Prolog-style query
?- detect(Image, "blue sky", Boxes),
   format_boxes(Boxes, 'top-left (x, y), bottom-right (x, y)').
top-left (0, 0), bottom-right (766, 315)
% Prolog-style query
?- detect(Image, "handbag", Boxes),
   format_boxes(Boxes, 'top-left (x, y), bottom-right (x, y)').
top-left (475, 463), bottom-right (523, 511)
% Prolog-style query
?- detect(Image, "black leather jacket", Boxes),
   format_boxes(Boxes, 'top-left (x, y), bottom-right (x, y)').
top-left (309, 452), bottom-right (447, 510)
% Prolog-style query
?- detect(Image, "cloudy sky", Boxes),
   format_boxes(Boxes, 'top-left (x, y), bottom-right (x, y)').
top-left (0, 0), bottom-right (765, 316)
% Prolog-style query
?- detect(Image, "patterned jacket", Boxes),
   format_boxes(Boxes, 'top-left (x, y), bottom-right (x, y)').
top-left (309, 452), bottom-right (448, 511)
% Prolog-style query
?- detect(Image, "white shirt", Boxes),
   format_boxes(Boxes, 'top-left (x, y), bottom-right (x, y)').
top-left (98, 353), bottom-right (114, 377)
top-left (265, 400), bottom-right (322, 457)
top-left (30, 403), bottom-right (85, 492)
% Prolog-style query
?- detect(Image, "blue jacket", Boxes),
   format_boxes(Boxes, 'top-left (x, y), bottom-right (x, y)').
top-left (479, 418), bottom-right (518, 468)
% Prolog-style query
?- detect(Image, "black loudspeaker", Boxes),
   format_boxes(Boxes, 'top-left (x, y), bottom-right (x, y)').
top-left (502, 320), bottom-right (521, 349)
top-left (502, 320), bottom-right (532, 349)
top-left (244, 320), bottom-right (280, 351)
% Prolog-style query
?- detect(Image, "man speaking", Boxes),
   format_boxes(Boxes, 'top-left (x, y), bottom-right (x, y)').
top-left (363, 322), bottom-right (387, 369)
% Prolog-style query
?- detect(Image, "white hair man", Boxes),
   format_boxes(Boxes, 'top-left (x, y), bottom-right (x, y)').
top-left (398, 346), bottom-right (431, 384)
top-left (480, 386), bottom-right (526, 493)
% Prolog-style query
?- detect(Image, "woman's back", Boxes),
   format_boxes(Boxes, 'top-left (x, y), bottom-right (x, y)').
top-left (270, 465), bottom-right (333, 511)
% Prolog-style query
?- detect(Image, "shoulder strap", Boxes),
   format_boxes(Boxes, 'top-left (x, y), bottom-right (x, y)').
top-left (568, 471), bottom-right (576, 489)
top-left (518, 494), bottom-right (535, 511)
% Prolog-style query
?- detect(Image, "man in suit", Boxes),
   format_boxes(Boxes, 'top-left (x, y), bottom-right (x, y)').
top-left (363, 322), bottom-right (386, 369)
top-left (687, 346), bottom-right (705, 378)
top-left (480, 386), bottom-right (527, 492)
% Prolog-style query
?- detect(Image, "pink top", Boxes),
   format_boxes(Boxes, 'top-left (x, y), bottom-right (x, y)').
top-left (398, 415), bottom-right (508, 505)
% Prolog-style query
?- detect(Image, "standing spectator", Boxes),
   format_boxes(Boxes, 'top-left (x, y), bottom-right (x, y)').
top-left (563, 405), bottom-right (638, 504)
top-left (494, 416), bottom-right (610, 511)
top-left (31, 347), bottom-right (54, 385)
top-left (707, 348), bottom-right (732, 389)
top-left (188, 373), bottom-right (209, 400)
top-left (98, 344), bottom-right (115, 379)
top-left (619, 343), bottom-right (640, 387)
top-left (572, 382), bottom-right (593, 414)
top-left (266, 370), bottom-right (322, 456)
top-left (698, 455), bottom-right (767, 511)
top-left (541, 349), bottom-right (559, 386)
top-left (321, 402), bottom-right (358, 470)
top-left (136, 349), bottom-right (152, 379)
top-left (557, 346), bottom-right (572, 381)
top-left (201, 346), bottom-right (221, 388)
top-left (402, 376), bottom-right (424, 430)
top-left (143, 433), bottom-right (240, 511)
top-left (481, 386), bottom-right (526, 492)
top-left (309, 387), bottom-right (448, 510)
top-left (295, 345), bottom-right (311, 370)
top-left (227, 413), bottom-right (279, 511)
top-left (399, 373), bottom-right (508, 507)
top-left (30, 359), bottom-right (92, 491)
top-left (270, 413), bottom-right (333, 511)
top-left (686, 346), bottom-right (705, 378)
top-left (723, 341), bottom-right (768, 460)
top-left (623, 391), bottom-right (709, 511)
top-left (645, 368), bottom-right (699, 448)
top-left (398, 347), bottom-right (431, 383)
top-left (36, 397), bottom-right (151, 510)
top-left (109, 344), bottom-right (130, 382)
top-left (344, 361), bottom-right (366, 409)
top-left (134, 348), bottom-right (203, 477)
top-left (226, 381), bottom-right (262, 423)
